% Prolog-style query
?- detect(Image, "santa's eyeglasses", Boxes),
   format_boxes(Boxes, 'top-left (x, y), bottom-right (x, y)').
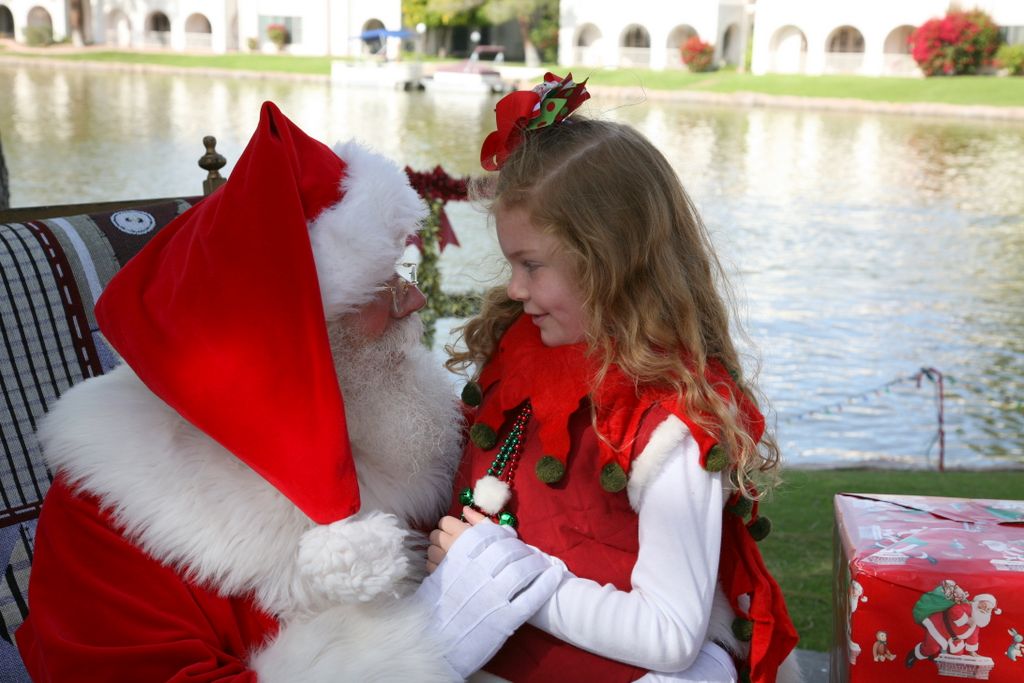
top-left (380, 262), bottom-right (419, 314)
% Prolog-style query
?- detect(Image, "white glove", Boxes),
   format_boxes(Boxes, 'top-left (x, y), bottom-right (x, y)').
top-left (414, 520), bottom-right (564, 680)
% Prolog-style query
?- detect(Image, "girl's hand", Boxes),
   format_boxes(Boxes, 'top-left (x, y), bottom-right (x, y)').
top-left (426, 506), bottom-right (487, 572)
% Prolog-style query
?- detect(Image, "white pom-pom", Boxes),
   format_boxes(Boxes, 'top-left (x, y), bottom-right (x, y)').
top-left (297, 511), bottom-right (410, 603)
top-left (473, 475), bottom-right (510, 515)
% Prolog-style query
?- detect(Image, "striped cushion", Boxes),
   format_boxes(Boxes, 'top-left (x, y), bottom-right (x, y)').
top-left (0, 198), bottom-right (198, 646)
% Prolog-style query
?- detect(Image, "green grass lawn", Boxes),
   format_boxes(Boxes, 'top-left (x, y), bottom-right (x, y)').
top-left (6, 50), bottom-right (335, 75)
top-left (759, 468), bottom-right (1024, 652)
top-left (4, 49), bottom-right (1024, 107)
top-left (585, 69), bottom-right (1024, 107)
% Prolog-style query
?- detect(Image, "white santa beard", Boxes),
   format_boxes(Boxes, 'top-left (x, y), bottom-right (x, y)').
top-left (972, 605), bottom-right (993, 628)
top-left (328, 316), bottom-right (463, 527)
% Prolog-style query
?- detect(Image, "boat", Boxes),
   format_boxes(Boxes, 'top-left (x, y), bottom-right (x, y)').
top-left (422, 45), bottom-right (514, 94)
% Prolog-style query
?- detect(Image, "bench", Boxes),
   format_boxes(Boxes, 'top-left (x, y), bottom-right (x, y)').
top-left (0, 138), bottom-right (230, 678)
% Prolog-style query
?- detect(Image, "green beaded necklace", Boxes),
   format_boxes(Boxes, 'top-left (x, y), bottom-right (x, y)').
top-left (459, 402), bottom-right (532, 528)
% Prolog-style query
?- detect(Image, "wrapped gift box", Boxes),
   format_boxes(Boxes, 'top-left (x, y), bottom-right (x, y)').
top-left (832, 493), bottom-right (1024, 682)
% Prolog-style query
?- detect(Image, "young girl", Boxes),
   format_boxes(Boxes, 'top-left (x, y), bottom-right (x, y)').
top-left (427, 74), bottom-right (799, 683)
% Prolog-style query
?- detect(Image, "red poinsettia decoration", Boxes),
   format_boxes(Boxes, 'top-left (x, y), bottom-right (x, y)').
top-left (479, 72), bottom-right (590, 171)
top-left (404, 165), bottom-right (469, 252)
top-left (404, 165), bottom-right (469, 203)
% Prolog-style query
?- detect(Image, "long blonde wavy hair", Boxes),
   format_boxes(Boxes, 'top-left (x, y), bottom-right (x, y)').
top-left (447, 117), bottom-right (780, 497)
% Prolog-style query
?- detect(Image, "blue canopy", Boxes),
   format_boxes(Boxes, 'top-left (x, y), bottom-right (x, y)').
top-left (355, 29), bottom-right (415, 41)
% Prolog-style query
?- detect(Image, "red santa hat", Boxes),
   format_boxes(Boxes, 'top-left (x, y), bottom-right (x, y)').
top-left (94, 101), bottom-right (426, 525)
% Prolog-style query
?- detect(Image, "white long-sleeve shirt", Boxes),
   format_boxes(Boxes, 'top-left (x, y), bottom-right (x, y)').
top-left (527, 416), bottom-right (736, 682)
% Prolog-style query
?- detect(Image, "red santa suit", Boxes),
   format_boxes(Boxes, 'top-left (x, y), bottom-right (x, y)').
top-left (918, 602), bottom-right (977, 658)
top-left (16, 103), bottom-right (463, 681)
top-left (914, 594), bottom-right (1000, 661)
top-left (453, 316), bottom-right (800, 683)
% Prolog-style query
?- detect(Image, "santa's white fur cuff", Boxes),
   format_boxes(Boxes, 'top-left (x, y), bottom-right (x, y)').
top-left (298, 511), bottom-right (411, 603)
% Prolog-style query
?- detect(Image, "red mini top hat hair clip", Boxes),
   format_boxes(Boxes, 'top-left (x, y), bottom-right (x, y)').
top-left (479, 72), bottom-right (590, 171)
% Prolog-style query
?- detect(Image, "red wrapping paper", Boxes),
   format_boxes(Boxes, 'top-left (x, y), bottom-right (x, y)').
top-left (833, 493), bottom-right (1024, 682)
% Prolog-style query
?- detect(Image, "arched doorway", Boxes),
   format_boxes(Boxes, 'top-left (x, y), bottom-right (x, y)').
top-left (666, 24), bottom-right (697, 69)
top-left (26, 6), bottom-right (53, 44)
top-left (721, 23), bottom-right (742, 67)
top-left (145, 11), bottom-right (171, 47)
top-left (884, 25), bottom-right (916, 75)
top-left (825, 25), bottom-right (865, 74)
top-left (574, 23), bottom-right (602, 66)
top-left (106, 9), bottom-right (131, 47)
top-left (769, 25), bottom-right (807, 74)
top-left (0, 6), bottom-right (15, 39)
top-left (620, 24), bottom-right (650, 68)
top-left (185, 13), bottom-right (212, 50)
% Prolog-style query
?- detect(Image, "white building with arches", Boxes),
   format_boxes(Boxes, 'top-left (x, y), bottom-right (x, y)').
top-left (558, 0), bottom-right (1024, 76)
top-left (559, 0), bottom-right (751, 71)
top-left (750, 0), bottom-right (1024, 76)
top-left (0, 0), bottom-right (68, 42)
top-left (0, 1), bottom-right (402, 57)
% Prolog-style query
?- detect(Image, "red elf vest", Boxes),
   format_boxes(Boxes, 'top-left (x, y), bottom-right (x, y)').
top-left (451, 315), bottom-right (798, 683)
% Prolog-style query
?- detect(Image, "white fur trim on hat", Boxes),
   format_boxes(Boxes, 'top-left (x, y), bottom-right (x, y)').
top-left (308, 140), bottom-right (428, 319)
top-left (297, 511), bottom-right (411, 603)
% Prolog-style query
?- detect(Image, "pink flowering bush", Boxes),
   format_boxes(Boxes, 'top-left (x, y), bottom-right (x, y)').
top-left (266, 23), bottom-right (289, 51)
top-left (681, 36), bottom-right (715, 73)
top-left (909, 10), bottom-right (1001, 76)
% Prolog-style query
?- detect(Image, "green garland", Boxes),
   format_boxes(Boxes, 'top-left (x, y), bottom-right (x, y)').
top-left (417, 199), bottom-right (481, 348)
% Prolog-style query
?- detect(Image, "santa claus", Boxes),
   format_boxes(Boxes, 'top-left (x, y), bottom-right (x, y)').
top-left (908, 591), bottom-right (1002, 666)
top-left (15, 102), bottom-right (559, 681)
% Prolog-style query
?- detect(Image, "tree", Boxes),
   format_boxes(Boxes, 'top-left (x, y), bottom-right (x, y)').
top-left (405, 0), bottom-right (479, 27)
top-left (478, 0), bottom-right (558, 66)
top-left (409, 0), bottom-right (558, 65)
top-left (404, 0), bottom-right (484, 57)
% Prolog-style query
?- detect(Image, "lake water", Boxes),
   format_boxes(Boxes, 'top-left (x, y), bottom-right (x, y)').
top-left (2, 62), bottom-right (1022, 469)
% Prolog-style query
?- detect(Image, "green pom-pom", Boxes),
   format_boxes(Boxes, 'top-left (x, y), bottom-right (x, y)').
top-left (704, 444), bottom-right (728, 472)
top-left (459, 487), bottom-right (474, 506)
top-left (599, 461), bottom-right (628, 493)
top-left (535, 455), bottom-right (565, 484)
top-left (728, 496), bottom-right (754, 518)
top-left (732, 617), bottom-right (754, 642)
top-left (748, 516), bottom-right (772, 542)
top-left (469, 423), bottom-right (497, 450)
top-left (461, 381), bottom-right (482, 407)
top-left (497, 511), bottom-right (518, 528)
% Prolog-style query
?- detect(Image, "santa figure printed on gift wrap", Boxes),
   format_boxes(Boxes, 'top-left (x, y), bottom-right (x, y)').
top-left (907, 583), bottom-right (1002, 678)
top-left (849, 579), bottom-right (868, 664)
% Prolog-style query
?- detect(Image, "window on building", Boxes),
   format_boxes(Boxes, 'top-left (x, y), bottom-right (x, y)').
top-left (828, 26), bottom-right (864, 53)
top-left (259, 15), bottom-right (302, 44)
top-left (623, 25), bottom-right (650, 49)
top-left (146, 12), bottom-right (170, 33)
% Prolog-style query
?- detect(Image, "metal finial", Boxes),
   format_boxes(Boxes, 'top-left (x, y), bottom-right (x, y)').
top-left (198, 135), bottom-right (227, 196)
